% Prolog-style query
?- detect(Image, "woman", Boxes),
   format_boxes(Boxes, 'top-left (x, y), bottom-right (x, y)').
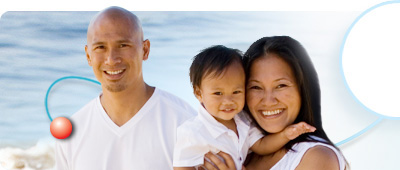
top-left (202, 36), bottom-right (347, 170)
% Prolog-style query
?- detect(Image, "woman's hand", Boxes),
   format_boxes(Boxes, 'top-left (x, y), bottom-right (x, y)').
top-left (199, 151), bottom-right (246, 170)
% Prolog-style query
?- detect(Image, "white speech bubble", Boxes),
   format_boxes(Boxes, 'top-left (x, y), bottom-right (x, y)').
top-left (342, 1), bottom-right (400, 118)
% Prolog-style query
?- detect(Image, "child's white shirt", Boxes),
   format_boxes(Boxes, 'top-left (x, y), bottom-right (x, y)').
top-left (173, 106), bottom-right (264, 169)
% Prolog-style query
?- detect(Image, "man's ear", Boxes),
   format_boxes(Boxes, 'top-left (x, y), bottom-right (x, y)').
top-left (194, 87), bottom-right (203, 102)
top-left (85, 45), bottom-right (92, 66)
top-left (142, 39), bottom-right (150, 61)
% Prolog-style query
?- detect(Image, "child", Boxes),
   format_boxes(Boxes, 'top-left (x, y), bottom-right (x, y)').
top-left (173, 45), bottom-right (316, 170)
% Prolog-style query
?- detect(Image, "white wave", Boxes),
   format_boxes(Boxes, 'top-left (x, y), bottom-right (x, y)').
top-left (0, 138), bottom-right (55, 170)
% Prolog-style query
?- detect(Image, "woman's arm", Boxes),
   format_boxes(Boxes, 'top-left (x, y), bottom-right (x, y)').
top-left (200, 152), bottom-right (239, 170)
top-left (295, 145), bottom-right (340, 170)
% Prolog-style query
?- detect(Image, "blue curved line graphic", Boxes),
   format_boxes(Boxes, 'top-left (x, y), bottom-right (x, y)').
top-left (44, 76), bottom-right (100, 121)
top-left (335, 117), bottom-right (384, 146)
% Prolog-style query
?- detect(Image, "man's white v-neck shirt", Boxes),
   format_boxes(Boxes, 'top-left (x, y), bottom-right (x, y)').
top-left (55, 88), bottom-right (196, 170)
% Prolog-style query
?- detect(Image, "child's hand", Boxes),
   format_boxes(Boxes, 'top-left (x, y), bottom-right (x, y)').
top-left (284, 122), bottom-right (316, 140)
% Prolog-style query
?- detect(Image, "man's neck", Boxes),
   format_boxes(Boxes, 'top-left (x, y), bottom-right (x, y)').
top-left (100, 82), bottom-right (155, 127)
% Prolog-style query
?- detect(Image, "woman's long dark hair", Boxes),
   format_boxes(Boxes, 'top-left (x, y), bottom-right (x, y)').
top-left (243, 36), bottom-right (336, 151)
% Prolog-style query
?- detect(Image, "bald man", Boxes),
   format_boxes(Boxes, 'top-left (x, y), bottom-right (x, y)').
top-left (55, 7), bottom-right (196, 169)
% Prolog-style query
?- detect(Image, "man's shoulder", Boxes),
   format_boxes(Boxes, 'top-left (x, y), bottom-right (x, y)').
top-left (70, 97), bottom-right (99, 120)
top-left (154, 88), bottom-right (196, 115)
top-left (178, 115), bottom-right (202, 130)
top-left (155, 88), bottom-right (189, 106)
top-left (177, 115), bottom-right (207, 139)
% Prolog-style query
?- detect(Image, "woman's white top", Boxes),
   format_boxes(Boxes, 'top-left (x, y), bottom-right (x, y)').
top-left (271, 137), bottom-right (346, 170)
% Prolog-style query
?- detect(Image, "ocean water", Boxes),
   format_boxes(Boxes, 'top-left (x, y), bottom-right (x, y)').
top-left (1, 11), bottom-right (399, 169)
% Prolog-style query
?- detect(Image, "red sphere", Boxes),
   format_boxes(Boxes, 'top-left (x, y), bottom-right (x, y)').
top-left (50, 117), bottom-right (72, 139)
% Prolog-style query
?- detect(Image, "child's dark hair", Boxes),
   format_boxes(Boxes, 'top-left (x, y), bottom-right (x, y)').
top-left (189, 45), bottom-right (243, 89)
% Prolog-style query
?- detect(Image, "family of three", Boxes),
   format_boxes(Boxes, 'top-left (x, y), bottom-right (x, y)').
top-left (55, 6), bottom-right (348, 170)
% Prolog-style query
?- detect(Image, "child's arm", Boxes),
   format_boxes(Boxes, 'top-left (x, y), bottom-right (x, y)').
top-left (250, 122), bottom-right (316, 155)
